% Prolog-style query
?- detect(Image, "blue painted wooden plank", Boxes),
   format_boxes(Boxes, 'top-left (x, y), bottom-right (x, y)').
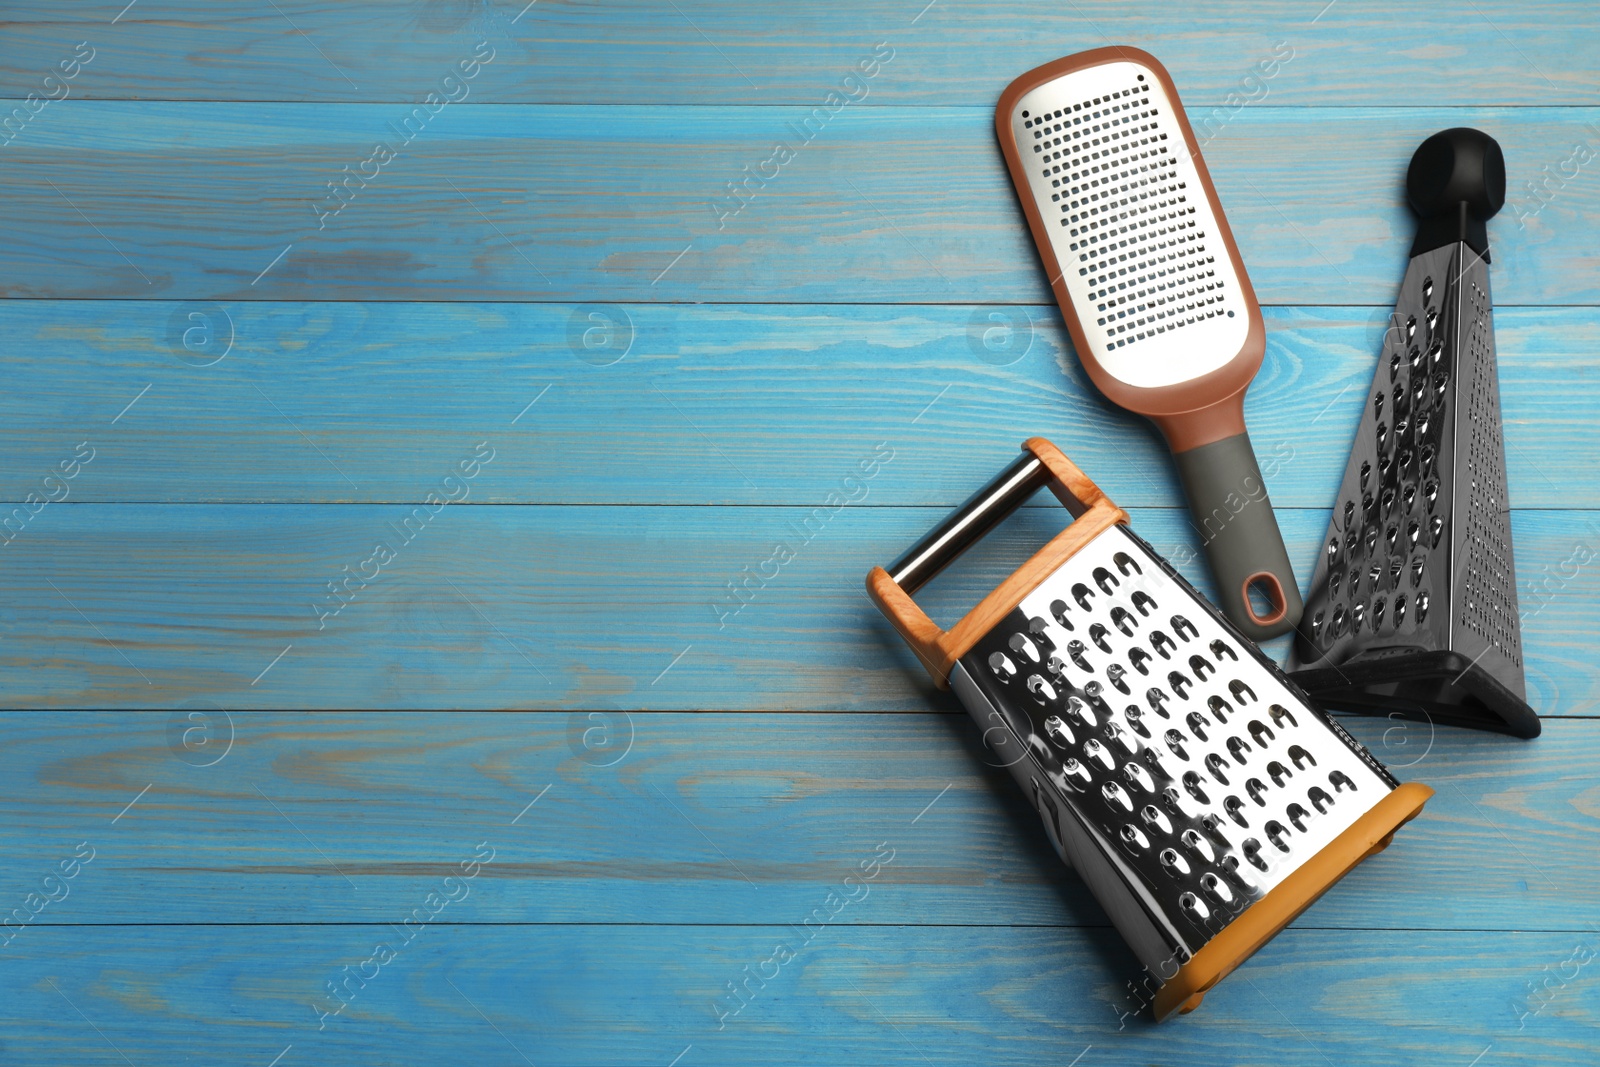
top-left (0, 104), bottom-right (1592, 304)
top-left (4, 1), bottom-right (1597, 106)
top-left (0, 301), bottom-right (1591, 508)
top-left (0, 712), bottom-right (1589, 930)
top-left (0, 506), bottom-right (1593, 710)
top-left (1, 924), bottom-right (1592, 1065)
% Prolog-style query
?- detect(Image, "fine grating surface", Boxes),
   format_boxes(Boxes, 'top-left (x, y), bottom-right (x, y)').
top-left (1008, 58), bottom-right (1251, 388)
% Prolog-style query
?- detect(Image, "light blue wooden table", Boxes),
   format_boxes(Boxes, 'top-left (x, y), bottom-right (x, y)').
top-left (2, 3), bottom-right (1596, 1063)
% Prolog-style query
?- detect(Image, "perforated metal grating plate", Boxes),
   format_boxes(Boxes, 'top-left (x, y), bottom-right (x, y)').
top-left (954, 524), bottom-right (1396, 970)
top-left (1006, 59), bottom-right (1249, 389)
top-left (1297, 244), bottom-right (1523, 688)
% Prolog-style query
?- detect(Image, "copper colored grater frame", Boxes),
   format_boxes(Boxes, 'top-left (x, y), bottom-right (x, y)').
top-left (867, 438), bottom-right (1432, 1019)
top-left (994, 47), bottom-right (1302, 643)
top-left (1289, 128), bottom-right (1539, 738)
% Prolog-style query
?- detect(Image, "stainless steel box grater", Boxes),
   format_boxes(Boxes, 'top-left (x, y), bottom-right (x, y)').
top-left (1289, 129), bottom-right (1540, 739)
top-left (867, 438), bottom-right (1433, 1019)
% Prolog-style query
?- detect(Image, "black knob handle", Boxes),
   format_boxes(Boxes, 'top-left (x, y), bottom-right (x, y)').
top-left (1406, 127), bottom-right (1505, 260)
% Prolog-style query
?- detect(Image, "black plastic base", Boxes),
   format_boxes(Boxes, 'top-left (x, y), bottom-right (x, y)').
top-left (1290, 649), bottom-right (1540, 739)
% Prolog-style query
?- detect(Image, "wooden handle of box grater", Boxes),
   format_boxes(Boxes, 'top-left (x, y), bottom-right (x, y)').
top-left (866, 438), bottom-right (1128, 688)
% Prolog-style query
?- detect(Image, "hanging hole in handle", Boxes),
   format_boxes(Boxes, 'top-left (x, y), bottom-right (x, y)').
top-left (1241, 572), bottom-right (1288, 627)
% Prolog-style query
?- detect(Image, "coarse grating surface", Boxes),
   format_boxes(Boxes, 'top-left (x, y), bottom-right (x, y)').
top-left (1297, 243), bottom-right (1523, 693)
top-left (959, 524), bottom-right (1396, 966)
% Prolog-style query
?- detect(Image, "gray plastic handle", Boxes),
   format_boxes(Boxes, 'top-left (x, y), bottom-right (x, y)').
top-left (1173, 432), bottom-right (1303, 641)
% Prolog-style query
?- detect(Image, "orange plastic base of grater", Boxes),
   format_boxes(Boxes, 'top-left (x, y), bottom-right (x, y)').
top-left (1153, 781), bottom-right (1434, 1020)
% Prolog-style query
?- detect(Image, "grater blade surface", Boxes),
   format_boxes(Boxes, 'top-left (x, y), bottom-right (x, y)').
top-left (1289, 242), bottom-right (1537, 737)
top-left (954, 524), bottom-right (1396, 974)
top-left (1005, 60), bottom-right (1251, 389)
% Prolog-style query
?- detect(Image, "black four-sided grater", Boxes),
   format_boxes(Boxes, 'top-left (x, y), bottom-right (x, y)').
top-left (1289, 129), bottom-right (1540, 739)
top-left (867, 438), bottom-right (1432, 1020)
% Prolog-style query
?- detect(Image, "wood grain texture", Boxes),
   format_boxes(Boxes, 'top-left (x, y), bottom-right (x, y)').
top-left (0, 712), bottom-right (1591, 931)
top-left (0, 505), bottom-right (1595, 711)
top-left (3, 5), bottom-right (1596, 1062)
top-left (2, 301), bottom-right (1595, 508)
top-left (1, 104), bottom-right (1596, 304)
top-left (3, 1), bottom-right (1597, 106)
top-left (3, 925), bottom-right (1595, 1065)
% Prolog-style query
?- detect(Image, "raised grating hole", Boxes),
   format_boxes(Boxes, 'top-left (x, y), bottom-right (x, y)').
top-left (1204, 753), bottom-right (1230, 786)
top-left (1181, 828), bottom-right (1216, 862)
top-left (1043, 714), bottom-right (1074, 747)
top-left (1094, 566), bottom-right (1119, 594)
top-left (1102, 780), bottom-right (1133, 812)
top-left (1089, 623), bottom-right (1112, 653)
top-left (1201, 871), bottom-right (1234, 903)
top-left (1009, 632), bottom-right (1042, 663)
top-left (988, 651), bottom-right (1016, 680)
top-left (1124, 704), bottom-right (1150, 737)
top-left (1224, 795), bottom-right (1249, 827)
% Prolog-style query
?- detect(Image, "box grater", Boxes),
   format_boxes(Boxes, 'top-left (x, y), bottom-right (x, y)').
top-left (867, 437), bottom-right (1433, 1019)
top-left (1288, 128), bottom-right (1540, 739)
top-left (994, 47), bottom-right (1302, 642)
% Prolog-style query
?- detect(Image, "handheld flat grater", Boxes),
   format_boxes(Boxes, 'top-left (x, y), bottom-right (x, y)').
top-left (995, 47), bottom-right (1302, 642)
top-left (866, 438), bottom-right (1433, 1019)
top-left (1289, 129), bottom-right (1540, 739)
